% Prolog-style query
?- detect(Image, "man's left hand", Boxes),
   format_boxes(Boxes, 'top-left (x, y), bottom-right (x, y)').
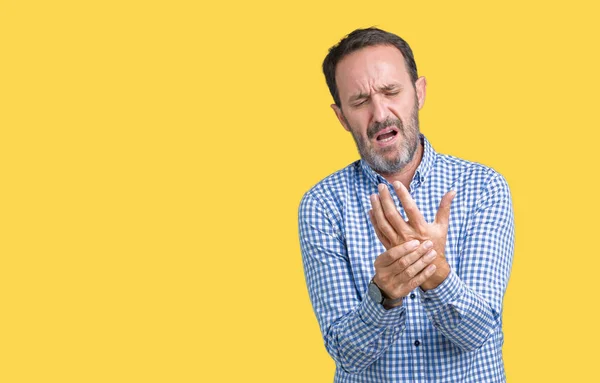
top-left (369, 181), bottom-right (456, 290)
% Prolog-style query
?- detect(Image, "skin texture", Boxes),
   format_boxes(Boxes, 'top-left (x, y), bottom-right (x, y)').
top-left (372, 240), bottom-right (438, 308)
top-left (330, 45), bottom-right (456, 306)
top-left (331, 44), bottom-right (426, 188)
top-left (370, 182), bottom-right (456, 292)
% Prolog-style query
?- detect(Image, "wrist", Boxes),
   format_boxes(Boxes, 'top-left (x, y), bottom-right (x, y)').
top-left (383, 296), bottom-right (403, 310)
top-left (369, 279), bottom-right (405, 309)
top-left (421, 261), bottom-right (450, 291)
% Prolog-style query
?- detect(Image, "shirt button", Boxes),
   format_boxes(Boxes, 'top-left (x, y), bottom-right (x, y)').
top-left (414, 340), bottom-right (420, 347)
top-left (410, 293), bottom-right (416, 299)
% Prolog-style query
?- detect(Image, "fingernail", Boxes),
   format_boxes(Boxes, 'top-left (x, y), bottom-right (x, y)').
top-left (428, 264), bottom-right (437, 272)
top-left (393, 181), bottom-right (401, 189)
top-left (423, 240), bottom-right (433, 249)
top-left (407, 240), bottom-right (419, 249)
top-left (378, 184), bottom-right (385, 191)
top-left (425, 250), bottom-right (437, 261)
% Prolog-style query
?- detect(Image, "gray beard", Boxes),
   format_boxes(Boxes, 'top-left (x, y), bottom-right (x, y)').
top-left (348, 108), bottom-right (420, 175)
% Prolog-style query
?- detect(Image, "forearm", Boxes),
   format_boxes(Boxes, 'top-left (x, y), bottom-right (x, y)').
top-left (319, 292), bottom-right (406, 374)
top-left (419, 271), bottom-right (500, 352)
top-left (419, 170), bottom-right (514, 351)
top-left (300, 193), bottom-right (406, 373)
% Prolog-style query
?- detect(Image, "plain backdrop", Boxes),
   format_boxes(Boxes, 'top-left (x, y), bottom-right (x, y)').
top-left (1, 1), bottom-right (599, 382)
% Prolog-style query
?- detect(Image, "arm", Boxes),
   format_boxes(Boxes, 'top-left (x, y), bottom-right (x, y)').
top-left (370, 171), bottom-right (514, 352)
top-left (299, 193), bottom-right (433, 374)
top-left (419, 171), bottom-right (514, 351)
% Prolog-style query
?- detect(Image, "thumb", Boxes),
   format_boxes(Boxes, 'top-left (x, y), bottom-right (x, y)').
top-left (434, 190), bottom-right (457, 226)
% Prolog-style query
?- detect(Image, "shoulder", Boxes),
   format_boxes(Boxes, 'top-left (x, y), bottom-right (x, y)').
top-left (435, 152), bottom-right (509, 189)
top-left (433, 153), bottom-right (512, 216)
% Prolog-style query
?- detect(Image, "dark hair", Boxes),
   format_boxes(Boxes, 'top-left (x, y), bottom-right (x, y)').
top-left (323, 27), bottom-right (419, 108)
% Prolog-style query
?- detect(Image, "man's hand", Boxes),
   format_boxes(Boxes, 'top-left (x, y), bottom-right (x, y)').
top-left (373, 240), bottom-right (438, 308)
top-left (369, 181), bottom-right (456, 290)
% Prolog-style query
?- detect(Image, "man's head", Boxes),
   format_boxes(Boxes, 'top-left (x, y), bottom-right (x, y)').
top-left (323, 28), bottom-right (427, 175)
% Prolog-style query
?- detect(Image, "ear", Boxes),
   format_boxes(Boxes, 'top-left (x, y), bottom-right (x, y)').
top-left (331, 104), bottom-right (351, 132)
top-left (415, 76), bottom-right (427, 110)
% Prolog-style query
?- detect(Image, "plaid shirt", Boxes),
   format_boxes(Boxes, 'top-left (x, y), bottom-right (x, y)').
top-left (298, 135), bottom-right (514, 382)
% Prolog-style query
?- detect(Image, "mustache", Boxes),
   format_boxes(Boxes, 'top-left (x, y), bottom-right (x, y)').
top-left (367, 118), bottom-right (403, 140)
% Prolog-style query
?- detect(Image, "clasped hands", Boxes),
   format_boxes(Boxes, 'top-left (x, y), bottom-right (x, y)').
top-left (369, 181), bottom-right (456, 306)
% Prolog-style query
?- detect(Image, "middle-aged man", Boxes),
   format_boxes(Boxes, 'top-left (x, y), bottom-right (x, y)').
top-left (298, 27), bottom-right (515, 382)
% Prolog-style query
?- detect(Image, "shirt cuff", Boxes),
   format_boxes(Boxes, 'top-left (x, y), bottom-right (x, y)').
top-left (359, 293), bottom-right (406, 328)
top-left (418, 270), bottom-right (464, 313)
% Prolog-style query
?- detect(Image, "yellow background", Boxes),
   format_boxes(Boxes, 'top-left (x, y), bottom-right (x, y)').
top-left (1, 0), bottom-right (599, 381)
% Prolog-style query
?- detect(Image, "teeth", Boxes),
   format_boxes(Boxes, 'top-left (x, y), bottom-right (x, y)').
top-left (381, 136), bottom-right (394, 142)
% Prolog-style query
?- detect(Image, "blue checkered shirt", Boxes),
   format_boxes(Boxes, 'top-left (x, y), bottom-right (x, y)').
top-left (298, 135), bottom-right (514, 382)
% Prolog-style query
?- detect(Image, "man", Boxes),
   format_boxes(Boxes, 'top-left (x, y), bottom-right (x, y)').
top-left (298, 27), bottom-right (514, 383)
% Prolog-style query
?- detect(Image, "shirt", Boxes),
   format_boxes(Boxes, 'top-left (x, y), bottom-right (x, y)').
top-left (298, 134), bottom-right (514, 382)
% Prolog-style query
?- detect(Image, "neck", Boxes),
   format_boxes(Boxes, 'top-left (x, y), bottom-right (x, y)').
top-left (379, 141), bottom-right (424, 191)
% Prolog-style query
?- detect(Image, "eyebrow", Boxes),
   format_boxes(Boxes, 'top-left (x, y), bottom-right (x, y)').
top-left (379, 84), bottom-right (403, 92)
top-left (349, 92), bottom-right (370, 103)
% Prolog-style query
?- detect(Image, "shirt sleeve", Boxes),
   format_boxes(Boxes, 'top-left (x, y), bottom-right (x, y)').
top-left (299, 192), bottom-right (406, 374)
top-left (418, 170), bottom-right (515, 352)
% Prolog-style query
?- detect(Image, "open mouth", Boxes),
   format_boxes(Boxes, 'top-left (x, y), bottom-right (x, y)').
top-left (375, 127), bottom-right (399, 143)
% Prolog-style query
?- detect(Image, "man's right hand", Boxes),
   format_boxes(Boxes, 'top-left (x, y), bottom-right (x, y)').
top-left (372, 239), bottom-right (438, 307)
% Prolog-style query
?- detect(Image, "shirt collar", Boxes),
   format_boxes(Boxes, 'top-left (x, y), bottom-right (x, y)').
top-left (360, 133), bottom-right (437, 188)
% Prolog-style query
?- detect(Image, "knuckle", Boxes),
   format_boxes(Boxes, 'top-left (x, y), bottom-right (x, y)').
top-left (383, 209), bottom-right (396, 219)
top-left (419, 244), bottom-right (432, 255)
top-left (409, 278), bottom-right (419, 290)
top-left (380, 251), bottom-right (392, 261)
top-left (398, 257), bottom-right (409, 269)
top-left (381, 227), bottom-right (394, 237)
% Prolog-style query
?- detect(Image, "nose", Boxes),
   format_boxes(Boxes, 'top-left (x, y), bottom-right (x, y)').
top-left (370, 95), bottom-right (389, 124)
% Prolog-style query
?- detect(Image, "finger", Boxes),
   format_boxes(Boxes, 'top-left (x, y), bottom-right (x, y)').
top-left (398, 249), bottom-right (437, 282)
top-left (392, 181), bottom-right (427, 229)
top-left (387, 240), bottom-right (433, 273)
top-left (369, 209), bottom-right (391, 249)
top-left (377, 184), bottom-right (411, 234)
top-left (405, 263), bottom-right (437, 292)
top-left (434, 190), bottom-right (457, 227)
top-left (375, 239), bottom-right (420, 268)
top-left (370, 194), bottom-right (400, 246)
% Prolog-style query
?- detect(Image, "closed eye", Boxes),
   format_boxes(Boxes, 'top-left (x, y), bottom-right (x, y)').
top-left (353, 98), bottom-right (369, 107)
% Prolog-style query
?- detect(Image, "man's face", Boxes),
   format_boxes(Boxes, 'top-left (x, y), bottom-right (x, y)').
top-left (332, 44), bottom-right (426, 174)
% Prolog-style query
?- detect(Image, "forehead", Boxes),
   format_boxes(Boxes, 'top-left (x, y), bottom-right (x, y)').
top-left (335, 45), bottom-right (410, 99)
